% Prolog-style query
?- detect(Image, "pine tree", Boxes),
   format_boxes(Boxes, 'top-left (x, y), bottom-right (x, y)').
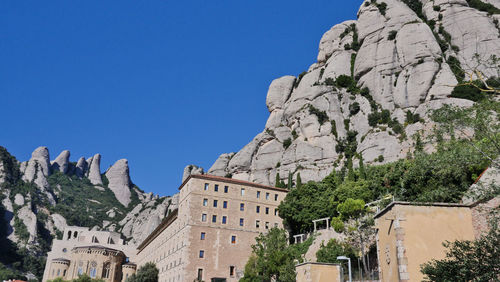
top-left (275, 173), bottom-right (281, 187)
top-left (296, 173), bottom-right (302, 188)
top-left (287, 172), bottom-right (293, 190)
top-left (347, 157), bottom-right (355, 181)
top-left (358, 156), bottom-right (366, 180)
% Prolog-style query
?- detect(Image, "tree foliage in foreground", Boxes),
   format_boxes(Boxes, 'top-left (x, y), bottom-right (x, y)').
top-left (126, 262), bottom-right (158, 282)
top-left (240, 228), bottom-right (313, 282)
top-left (421, 215), bottom-right (500, 281)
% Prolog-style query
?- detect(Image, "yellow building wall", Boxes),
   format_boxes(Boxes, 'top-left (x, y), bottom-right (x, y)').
top-left (296, 263), bottom-right (342, 282)
top-left (376, 204), bottom-right (475, 282)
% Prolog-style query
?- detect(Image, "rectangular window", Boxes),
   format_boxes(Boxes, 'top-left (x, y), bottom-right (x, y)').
top-left (203, 198), bottom-right (208, 206)
top-left (200, 232), bottom-right (205, 240)
top-left (212, 215), bottom-right (217, 222)
top-left (256, 220), bottom-right (260, 228)
top-left (241, 188), bottom-right (245, 196)
top-left (204, 183), bottom-right (209, 191)
top-left (222, 216), bottom-right (227, 224)
top-left (230, 266), bottom-right (235, 277)
top-left (231, 235), bottom-right (236, 244)
top-left (265, 222), bottom-right (269, 229)
top-left (275, 194), bottom-right (278, 201)
top-left (240, 203), bottom-right (245, 211)
top-left (213, 200), bottom-right (218, 207)
top-left (257, 191), bottom-right (261, 198)
top-left (256, 206), bottom-right (260, 213)
top-left (223, 201), bottom-right (228, 209)
top-left (214, 184), bottom-right (219, 192)
top-left (266, 192), bottom-right (270, 200)
top-left (265, 207), bottom-right (269, 214)
top-left (199, 250), bottom-right (204, 258)
top-left (224, 186), bottom-right (229, 193)
top-left (239, 218), bottom-right (244, 226)
top-left (274, 208), bottom-right (278, 216)
top-left (202, 213), bottom-right (207, 222)
top-left (198, 269), bottom-right (203, 280)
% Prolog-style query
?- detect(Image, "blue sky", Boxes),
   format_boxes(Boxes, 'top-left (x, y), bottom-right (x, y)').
top-left (1, 1), bottom-right (363, 196)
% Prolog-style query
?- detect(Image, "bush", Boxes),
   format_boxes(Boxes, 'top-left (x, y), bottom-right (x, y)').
top-left (446, 56), bottom-right (465, 82)
top-left (405, 111), bottom-right (422, 124)
top-left (324, 77), bottom-right (335, 86)
top-left (283, 138), bottom-right (292, 149)
top-left (336, 75), bottom-right (354, 88)
top-left (450, 84), bottom-right (484, 102)
top-left (294, 71), bottom-right (307, 88)
top-left (126, 263), bottom-right (158, 282)
top-left (377, 155), bottom-right (384, 162)
top-left (433, 5), bottom-right (441, 11)
top-left (316, 239), bottom-right (356, 263)
top-left (376, 2), bottom-right (388, 15)
top-left (387, 30), bottom-right (397, 40)
top-left (331, 120), bottom-right (338, 138)
top-left (309, 105), bottom-right (329, 125)
top-left (349, 102), bottom-right (361, 116)
top-left (466, 0), bottom-right (500, 14)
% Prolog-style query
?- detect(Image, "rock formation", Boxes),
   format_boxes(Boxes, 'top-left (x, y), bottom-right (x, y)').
top-left (75, 157), bottom-right (88, 178)
top-left (105, 159), bottom-right (132, 207)
top-left (51, 150), bottom-right (70, 174)
top-left (87, 154), bottom-right (103, 185)
top-left (207, 0), bottom-right (500, 185)
top-left (182, 165), bottom-right (204, 182)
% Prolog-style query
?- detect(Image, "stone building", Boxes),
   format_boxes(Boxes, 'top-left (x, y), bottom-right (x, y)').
top-left (135, 174), bottom-right (288, 282)
top-left (374, 202), bottom-right (476, 282)
top-left (42, 226), bottom-right (137, 282)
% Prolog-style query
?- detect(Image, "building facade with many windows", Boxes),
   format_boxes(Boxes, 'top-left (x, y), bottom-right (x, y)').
top-left (135, 174), bottom-right (288, 282)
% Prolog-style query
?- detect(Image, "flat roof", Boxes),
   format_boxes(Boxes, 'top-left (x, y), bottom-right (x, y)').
top-left (137, 209), bottom-right (178, 252)
top-left (374, 201), bottom-right (472, 219)
top-left (179, 174), bottom-right (289, 193)
top-left (295, 262), bottom-right (342, 267)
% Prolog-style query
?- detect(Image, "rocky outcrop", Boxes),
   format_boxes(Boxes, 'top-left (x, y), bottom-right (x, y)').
top-left (75, 157), bottom-right (88, 178)
top-left (105, 159), bottom-right (132, 207)
top-left (18, 205), bottom-right (37, 244)
top-left (22, 146), bottom-right (51, 188)
top-left (51, 150), bottom-right (70, 174)
top-left (182, 165), bottom-right (204, 182)
top-left (86, 154), bottom-right (103, 185)
top-left (207, 0), bottom-right (499, 185)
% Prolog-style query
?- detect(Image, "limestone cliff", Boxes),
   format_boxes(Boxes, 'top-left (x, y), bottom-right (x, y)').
top-left (208, 0), bottom-right (500, 185)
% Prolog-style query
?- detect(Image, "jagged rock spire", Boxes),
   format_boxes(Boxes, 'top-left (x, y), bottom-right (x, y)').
top-left (51, 150), bottom-right (70, 174)
top-left (105, 159), bottom-right (132, 207)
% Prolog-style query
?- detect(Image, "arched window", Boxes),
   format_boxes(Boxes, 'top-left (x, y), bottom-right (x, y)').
top-left (107, 237), bottom-right (114, 244)
top-left (67, 231), bottom-right (72, 240)
top-left (102, 262), bottom-right (111, 279)
top-left (74, 231), bottom-right (78, 238)
top-left (77, 261), bottom-right (84, 276)
top-left (89, 261), bottom-right (97, 278)
top-left (92, 236), bottom-right (99, 243)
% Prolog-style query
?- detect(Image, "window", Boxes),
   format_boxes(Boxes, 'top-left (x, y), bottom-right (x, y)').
top-left (214, 184), bottom-right (219, 192)
top-left (257, 191), bottom-right (261, 198)
top-left (230, 266), bottom-right (235, 277)
top-left (256, 206), bottom-right (260, 213)
top-left (274, 208), bottom-right (278, 216)
top-left (57, 269), bottom-right (60, 276)
top-left (266, 192), bottom-right (270, 200)
top-left (89, 266), bottom-right (97, 278)
top-left (265, 207), bottom-right (269, 214)
top-left (213, 200), bottom-right (218, 207)
top-left (92, 236), bottom-right (99, 243)
top-left (239, 218), bottom-right (244, 226)
top-left (240, 203), bottom-right (245, 211)
top-left (256, 220), bottom-right (260, 228)
top-left (103, 262), bottom-right (111, 278)
top-left (204, 183), bottom-right (209, 190)
top-left (275, 194), bottom-right (278, 201)
top-left (203, 199), bottom-right (208, 206)
top-left (224, 186), bottom-right (229, 193)
top-left (202, 213), bottom-right (207, 222)
top-left (199, 250), bottom-right (204, 258)
top-left (241, 188), bottom-right (245, 196)
top-left (63, 270), bottom-right (66, 276)
top-left (223, 201), bottom-right (228, 208)
top-left (265, 222), bottom-right (269, 229)
top-left (222, 216), bottom-right (227, 224)
top-left (212, 215), bottom-right (217, 223)
top-left (197, 269), bottom-right (203, 280)
top-left (200, 232), bottom-right (205, 240)
top-left (231, 235), bottom-right (236, 244)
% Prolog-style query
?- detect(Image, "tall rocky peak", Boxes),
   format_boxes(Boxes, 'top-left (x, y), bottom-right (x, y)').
top-left (86, 154), bottom-right (103, 185)
top-left (105, 159), bottom-right (132, 207)
top-left (182, 164), bottom-right (205, 182)
top-left (208, 0), bottom-right (500, 185)
top-left (51, 150), bottom-right (70, 174)
top-left (75, 157), bottom-right (88, 178)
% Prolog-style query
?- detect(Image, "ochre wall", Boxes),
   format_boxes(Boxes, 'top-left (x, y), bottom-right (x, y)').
top-left (296, 263), bottom-right (342, 282)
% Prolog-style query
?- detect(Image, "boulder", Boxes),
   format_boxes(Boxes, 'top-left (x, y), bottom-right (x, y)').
top-left (182, 165), bottom-right (204, 183)
top-left (266, 76), bottom-right (296, 112)
top-left (14, 194), bottom-right (24, 206)
top-left (105, 159), bottom-right (132, 207)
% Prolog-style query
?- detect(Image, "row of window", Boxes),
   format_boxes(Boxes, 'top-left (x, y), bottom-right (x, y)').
top-left (204, 183), bottom-right (279, 201)
top-left (200, 213), bottom-right (279, 229)
top-left (196, 266), bottom-right (236, 281)
top-left (200, 232), bottom-right (237, 243)
top-left (202, 199), bottom-right (279, 215)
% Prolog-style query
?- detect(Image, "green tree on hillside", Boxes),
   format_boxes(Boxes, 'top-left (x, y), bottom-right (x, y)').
top-left (126, 262), bottom-right (158, 282)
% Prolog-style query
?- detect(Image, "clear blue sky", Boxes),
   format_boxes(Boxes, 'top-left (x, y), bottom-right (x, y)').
top-left (1, 1), bottom-right (363, 197)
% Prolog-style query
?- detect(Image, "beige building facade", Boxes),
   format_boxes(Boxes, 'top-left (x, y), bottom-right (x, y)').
top-left (136, 174), bottom-right (288, 282)
top-left (42, 226), bottom-right (137, 282)
top-left (374, 202), bottom-right (476, 282)
top-left (296, 262), bottom-right (343, 282)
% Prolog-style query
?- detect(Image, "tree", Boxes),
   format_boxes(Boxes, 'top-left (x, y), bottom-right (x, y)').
top-left (316, 239), bottom-right (356, 264)
top-left (421, 216), bottom-right (500, 281)
top-left (240, 228), bottom-right (313, 282)
top-left (296, 173), bottom-right (302, 188)
top-left (126, 262), bottom-right (158, 282)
